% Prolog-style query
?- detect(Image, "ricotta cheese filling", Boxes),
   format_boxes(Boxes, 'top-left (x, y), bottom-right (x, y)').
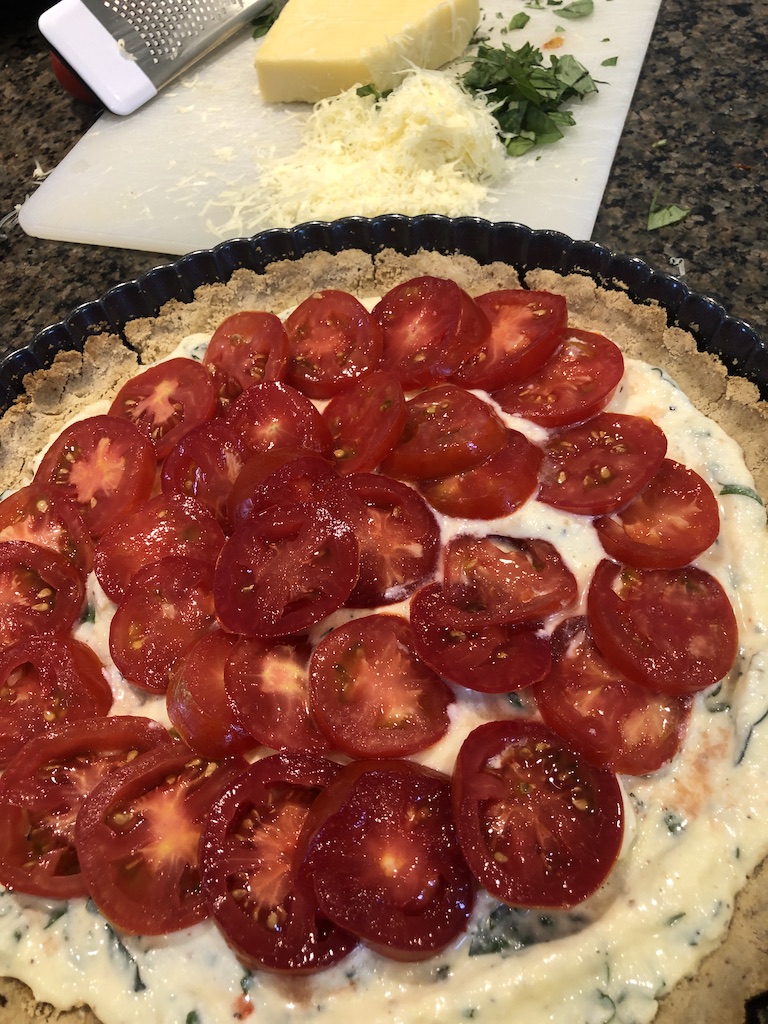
top-left (1, 316), bottom-right (767, 1024)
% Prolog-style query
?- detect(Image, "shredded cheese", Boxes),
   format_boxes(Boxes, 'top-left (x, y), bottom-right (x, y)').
top-left (204, 69), bottom-right (506, 235)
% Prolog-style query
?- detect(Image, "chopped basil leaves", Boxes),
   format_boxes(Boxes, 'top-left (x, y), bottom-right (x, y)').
top-left (647, 193), bottom-right (690, 230)
top-left (252, 0), bottom-right (282, 38)
top-left (720, 483), bottom-right (765, 505)
top-left (601, 56), bottom-right (619, 66)
top-left (664, 811), bottom-right (687, 835)
top-left (558, 0), bottom-right (594, 17)
top-left (508, 12), bottom-right (531, 29)
top-left (469, 902), bottom-right (590, 956)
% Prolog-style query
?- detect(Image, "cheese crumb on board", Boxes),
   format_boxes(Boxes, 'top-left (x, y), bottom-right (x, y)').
top-left (255, 0), bottom-right (480, 103)
top-left (205, 70), bottom-right (506, 234)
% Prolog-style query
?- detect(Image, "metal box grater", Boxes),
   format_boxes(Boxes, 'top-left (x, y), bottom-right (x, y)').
top-left (39, 0), bottom-right (280, 115)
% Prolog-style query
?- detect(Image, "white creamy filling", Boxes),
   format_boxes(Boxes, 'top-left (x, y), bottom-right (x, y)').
top-left (1, 342), bottom-right (767, 1024)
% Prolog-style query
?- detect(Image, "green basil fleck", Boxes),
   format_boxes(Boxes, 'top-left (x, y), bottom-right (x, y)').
top-left (647, 192), bottom-right (690, 230)
top-left (509, 12), bottom-right (531, 29)
top-left (601, 56), bottom-right (619, 66)
top-left (558, 0), bottom-right (594, 18)
top-left (720, 483), bottom-right (765, 505)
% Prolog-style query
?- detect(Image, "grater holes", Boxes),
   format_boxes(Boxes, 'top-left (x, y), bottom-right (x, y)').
top-left (100, 0), bottom-right (247, 62)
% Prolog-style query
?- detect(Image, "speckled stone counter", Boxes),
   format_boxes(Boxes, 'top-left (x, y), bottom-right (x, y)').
top-left (2, 0), bottom-right (767, 370)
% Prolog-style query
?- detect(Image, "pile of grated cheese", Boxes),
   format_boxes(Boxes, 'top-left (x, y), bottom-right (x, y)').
top-left (204, 69), bottom-right (507, 234)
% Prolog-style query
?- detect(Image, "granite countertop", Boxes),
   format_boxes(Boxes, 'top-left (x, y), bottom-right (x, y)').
top-left (1, 1), bottom-right (767, 373)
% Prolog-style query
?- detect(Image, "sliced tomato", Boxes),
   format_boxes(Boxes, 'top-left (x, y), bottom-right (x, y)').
top-left (225, 636), bottom-right (329, 755)
top-left (0, 635), bottom-right (112, 766)
top-left (214, 499), bottom-right (359, 637)
top-left (373, 276), bottom-right (490, 389)
top-left (34, 414), bottom-right (156, 538)
top-left (452, 719), bottom-right (624, 909)
top-left (587, 559), bottom-right (738, 695)
top-left (227, 447), bottom-right (326, 529)
top-left (238, 455), bottom-right (339, 520)
top-left (538, 413), bottom-right (668, 515)
top-left (160, 419), bottom-right (250, 531)
top-left (166, 630), bottom-right (256, 759)
top-left (309, 614), bottom-right (453, 758)
top-left (493, 327), bottom-right (624, 427)
top-left (200, 753), bottom-right (356, 973)
top-left (417, 429), bottom-right (543, 520)
top-left (203, 310), bottom-right (289, 399)
top-left (76, 742), bottom-right (245, 935)
top-left (410, 584), bottom-right (552, 694)
top-left (284, 289), bottom-right (383, 398)
top-left (441, 535), bottom-right (577, 627)
top-left (109, 557), bottom-right (217, 693)
top-left (534, 617), bottom-right (691, 775)
top-left (380, 384), bottom-right (508, 481)
top-left (594, 458), bottom-right (720, 568)
top-left (0, 483), bottom-right (93, 574)
top-left (0, 540), bottom-right (85, 650)
top-left (321, 370), bottom-right (407, 474)
top-left (303, 759), bottom-right (474, 960)
top-left (225, 381), bottom-right (333, 457)
top-left (0, 715), bottom-right (171, 899)
top-left (109, 357), bottom-right (217, 459)
top-left (94, 493), bottom-right (225, 604)
top-left (451, 289), bottom-right (567, 390)
top-left (336, 473), bottom-right (440, 607)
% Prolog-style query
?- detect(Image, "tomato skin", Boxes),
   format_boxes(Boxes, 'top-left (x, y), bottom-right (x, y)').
top-left (533, 617), bottom-right (691, 775)
top-left (200, 753), bottom-right (357, 973)
top-left (284, 289), bottom-right (384, 398)
top-left (493, 327), bottom-right (624, 427)
top-left (203, 310), bottom-right (289, 398)
top-left (309, 614), bottom-right (453, 758)
top-left (94, 493), bottom-right (226, 604)
top-left (238, 454), bottom-right (339, 521)
top-left (410, 584), bottom-right (552, 694)
top-left (374, 276), bottom-right (490, 388)
top-left (0, 715), bottom-right (172, 899)
top-left (34, 414), bottom-right (156, 539)
top-left (214, 499), bottom-right (359, 638)
top-left (0, 540), bottom-right (85, 650)
top-left (593, 458), bottom-right (720, 569)
top-left (0, 635), bottom-right (112, 767)
top-left (76, 743), bottom-right (246, 935)
top-left (451, 289), bottom-right (567, 390)
top-left (452, 719), bottom-right (624, 909)
top-left (322, 370), bottom-right (407, 474)
top-left (381, 384), bottom-right (508, 481)
top-left (0, 483), bottom-right (94, 574)
top-left (49, 52), bottom-right (99, 104)
top-left (109, 357), bottom-right (217, 460)
top-left (225, 381), bottom-right (333, 458)
top-left (538, 413), bottom-right (668, 515)
top-left (587, 559), bottom-right (738, 695)
top-left (302, 759), bottom-right (474, 960)
top-left (418, 429), bottom-right (543, 520)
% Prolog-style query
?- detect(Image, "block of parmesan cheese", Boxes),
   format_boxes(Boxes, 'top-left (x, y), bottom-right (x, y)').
top-left (255, 0), bottom-right (480, 104)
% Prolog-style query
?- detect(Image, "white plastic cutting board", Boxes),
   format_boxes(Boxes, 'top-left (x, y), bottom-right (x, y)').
top-left (20, 0), bottom-right (662, 256)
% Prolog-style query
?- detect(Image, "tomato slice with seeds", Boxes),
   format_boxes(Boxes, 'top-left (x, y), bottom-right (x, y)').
top-left (94, 493), bottom-right (225, 604)
top-left (34, 415), bottom-right (156, 539)
top-left (284, 289), bottom-right (384, 399)
top-left (0, 715), bottom-right (171, 899)
top-left (225, 381), bottom-right (333, 458)
top-left (0, 635), bottom-right (112, 767)
top-left (239, 454), bottom-right (339, 520)
top-left (321, 370), bottom-right (407, 475)
top-left (109, 356), bottom-right (217, 460)
top-left (410, 583), bottom-right (552, 694)
top-left (538, 412), bottom-right (668, 515)
top-left (451, 289), bottom-right (567, 390)
top-left (533, 617), bottom-right (691, 775)
top-left (593, 458), bottom-right (720, 569)
top-left (166, 630), bottom-right (255, 759)
top-left (309, 614), bottom-right (453, 758)
top-left (303, 759), bottom-right (474, 960)
top-left (452, 719), bottom-right (624, 909)
top-left (381, 384), bottom-right (508, 481)
top-left (227, 447), bottom-right (327, 530)
top-left (587, 559), bottom-right (738, 695)
top-left (200, 752), bottom-right (356, 973)
top-left (0, 483), bottom-right (93, 574)
top-left (493, 327), bottom-right (625, 427)
top-left (109, 556), bottom-right (217, 693)
top-left (441, 535), bottom-right (577, 627)
top-left (373, 276), bottom-right (490, 388)
top-left (214, 499), bottom-right (359, 638)
top-left (76, 742), bottom-right (246, 935)
top-left (225, 635), bottom-right (330, 755)
top-left (417, 429), bottom-right (543, 520)
top-left (203, 310), bottom-right (289, 398)
top-left (0, 540), bottom-right (85, 651)
top-left (336, 473), bottom-right (440, 607)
